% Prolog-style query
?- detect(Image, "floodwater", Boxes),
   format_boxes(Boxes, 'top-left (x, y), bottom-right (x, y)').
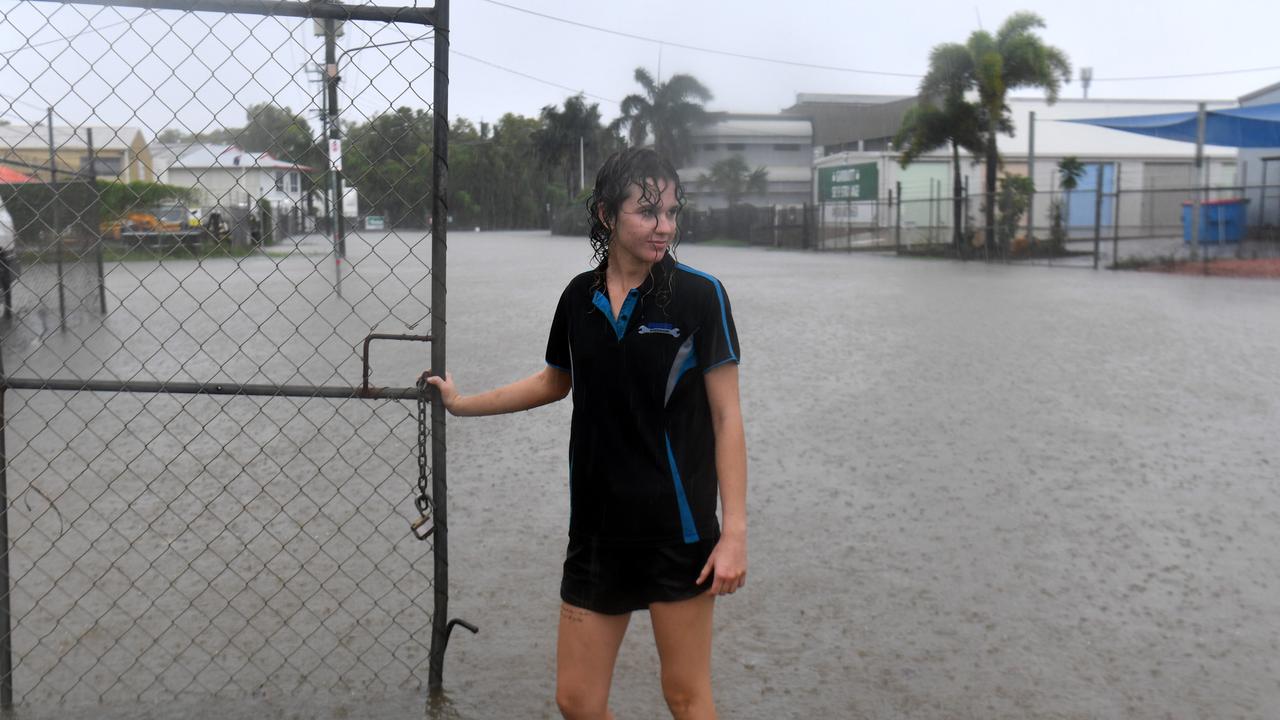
top-left (3, 230), bottom-right (1280, 719)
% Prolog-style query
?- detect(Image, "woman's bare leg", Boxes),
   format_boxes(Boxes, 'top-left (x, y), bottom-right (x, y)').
top-left (556, 603), bottom-right (631, 720)
top-left (650, 593), bottom-right (716, 720)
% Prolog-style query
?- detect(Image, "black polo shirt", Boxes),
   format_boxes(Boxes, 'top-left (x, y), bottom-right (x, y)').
top-left (545, 252), bottom-right (741, 547)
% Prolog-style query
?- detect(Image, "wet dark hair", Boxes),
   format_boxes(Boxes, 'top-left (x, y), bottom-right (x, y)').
top-left (585, 147), bottom-right (686, 281)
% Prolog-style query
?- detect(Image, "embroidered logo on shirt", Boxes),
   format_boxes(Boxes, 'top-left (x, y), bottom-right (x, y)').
top-left (637, 323), bottom-right (681, 337)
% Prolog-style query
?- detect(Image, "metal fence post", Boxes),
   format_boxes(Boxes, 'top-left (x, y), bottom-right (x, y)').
top-left (928, 178), bottom-right (936, 246)
top-left (47, 109), bottom-right (66, 329)
top-left (86, 128), bottom-right (107, 313)
top-left (845, 194), bottom-right (851, 250)
top-left (1, 382), bottom-right (11, 709)
top-left (894, 181), bottom-right (902, 253)
top-left (428, 0), bottom-right (451, 694)
top-left (886, 189), bottom-right (893, 251)
top-left (1112, 164), bottom-right (1123, 268)
top-left (1093, 164), bottom-right (1104, 270)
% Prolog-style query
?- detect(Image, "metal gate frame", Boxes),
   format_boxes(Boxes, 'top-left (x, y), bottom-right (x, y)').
top-left (0, 0), bottom-right (457, 707)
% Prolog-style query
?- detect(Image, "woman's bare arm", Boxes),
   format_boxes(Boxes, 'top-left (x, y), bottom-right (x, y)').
top-left (425, 365), bottom-right (571, 417)
top-left (697, 362), bottom-right (748, 595)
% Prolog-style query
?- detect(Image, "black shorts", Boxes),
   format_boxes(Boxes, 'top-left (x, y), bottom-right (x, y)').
top-left (560, 535), bottom-right (718, 615)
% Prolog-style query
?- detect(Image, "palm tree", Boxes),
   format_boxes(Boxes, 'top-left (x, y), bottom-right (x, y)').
top-left (896, 44), bottom-right (987, 255)
top-left (612, 67), bottom-right (712, 168)
top-left (1057, 156), bottom-right (1085, 191)
top-left (699, 155), bottom-right (768, 207)
top-left (535, 94), bottom-right (608, 199)
top-left (927, 12), bottom-right (1070, 255)
top-left (1053, 155), bottom-right (1086, 245)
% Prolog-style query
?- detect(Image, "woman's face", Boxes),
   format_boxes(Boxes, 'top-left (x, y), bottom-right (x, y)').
top-left (609, 178), bottom-right (679, 267)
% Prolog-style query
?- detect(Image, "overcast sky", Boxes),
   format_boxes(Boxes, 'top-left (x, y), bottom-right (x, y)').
top-left (2, 0), bottom-right (1280, 136)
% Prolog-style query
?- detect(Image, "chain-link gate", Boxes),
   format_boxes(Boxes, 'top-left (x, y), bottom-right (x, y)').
top-left (0, 0), bottom-right (463, 710)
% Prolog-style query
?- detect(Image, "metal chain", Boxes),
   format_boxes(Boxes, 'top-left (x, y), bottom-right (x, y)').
top-left (411, 375), bottom-right (434, 539)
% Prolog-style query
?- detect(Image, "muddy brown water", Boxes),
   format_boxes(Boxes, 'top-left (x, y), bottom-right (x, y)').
top-left (3, 230), bottom-right (1279, 719)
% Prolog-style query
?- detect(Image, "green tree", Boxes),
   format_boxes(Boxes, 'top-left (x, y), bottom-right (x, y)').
top-left (895, 43), bottom-right (989, 255)
top-left (237, 102), bottom-right (316, 165)
top-left (612, 67), bottom-right (712, 167)
top-left (1057, 156), bottom-right (1085, 191)
top-left (535, 94), bottom-right (615, 199)
top-left (344, 107), bottom-right (434, 226)
top-left (995, 173), bottom-right (1034, 252)
top-left (926, 12), bottom-right (1071, 254)
top-left (1049, 156), bottom-right (1086, 250)
top-left (699, 155), bottom-right (768, 207)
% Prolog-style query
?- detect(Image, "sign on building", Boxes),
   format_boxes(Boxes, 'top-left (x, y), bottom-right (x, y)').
top-left (819, 162), bottom-right (879, 202)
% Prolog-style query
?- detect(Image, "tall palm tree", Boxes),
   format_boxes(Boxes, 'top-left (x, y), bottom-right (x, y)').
top-left (896, 44), bottom-right (988, 255)
top-left (612, 67), bottom-right (712, 168)
top-left (971, 12), bottom-right (1071, 254)
top-left (925, 13), bottom-right (1070, 254)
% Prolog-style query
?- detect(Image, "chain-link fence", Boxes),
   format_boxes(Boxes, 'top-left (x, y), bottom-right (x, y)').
top-left (0, 0), bottom-right (457, 711)
top-left (809, 180), bottom-right (1280, 270)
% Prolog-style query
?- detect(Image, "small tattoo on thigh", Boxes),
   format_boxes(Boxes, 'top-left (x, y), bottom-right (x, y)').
top-left (561, 605), bottom-right (588, 624)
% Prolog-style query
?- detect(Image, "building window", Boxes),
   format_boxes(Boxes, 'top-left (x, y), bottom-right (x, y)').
top-left (275, 171), bottom-right (285, 191)
top-left (773, 143), bottom-right (800, 151)
top-left (703, 143), bottom-right (719, 150)
top-left (288, 172), bottom-right (299, 193)
top-left (726, 143), bottom-right (745, 151)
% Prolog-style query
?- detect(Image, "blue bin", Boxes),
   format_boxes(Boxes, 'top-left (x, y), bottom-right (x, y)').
top-left (1182, 198), bottom-right (1249, 244)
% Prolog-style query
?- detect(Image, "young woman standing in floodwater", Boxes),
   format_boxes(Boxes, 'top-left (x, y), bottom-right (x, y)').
top-left (426, 147), bottom-right (747, 719)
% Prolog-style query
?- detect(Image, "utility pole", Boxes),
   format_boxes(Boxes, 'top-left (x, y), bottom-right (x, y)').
top-left (324, 12), bottom-right (346, 263)
top-left (307, 61), bottom-right (331, 245)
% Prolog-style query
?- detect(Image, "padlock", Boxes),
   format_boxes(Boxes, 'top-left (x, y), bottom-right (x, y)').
top-left (411, 515), bottom-right (434, 540)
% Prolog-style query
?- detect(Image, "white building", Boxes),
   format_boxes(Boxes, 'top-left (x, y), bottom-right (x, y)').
top-left (678, 114), bottom-right (814, 209)
top-left (164, 144), bottom-right (313, 234)
top-left (1237, 81), bottom-right (1280, 227)
top-left (813, 97), bottom-right (1240, 237)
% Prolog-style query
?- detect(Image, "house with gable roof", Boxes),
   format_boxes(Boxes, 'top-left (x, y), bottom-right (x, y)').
top-left (163, 144), bottom-right (313, 235)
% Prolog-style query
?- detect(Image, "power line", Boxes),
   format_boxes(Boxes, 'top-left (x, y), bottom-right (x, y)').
top-left (0, 92), bottom-right (48, 114)
top-left (477, 0), bottom-right (1280, 87)
top-left (1094, 64), bottom-right (1280, 82)
top-left (0, 16), bottom-right (136, 58)
top-left (452, 49), bottom-right (620, 105)
top-left (474, 0), bottom-right (923, 79)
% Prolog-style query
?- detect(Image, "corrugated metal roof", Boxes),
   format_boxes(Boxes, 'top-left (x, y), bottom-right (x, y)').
top-left (171, 144), bottom-right (312, 171)
top-left (0, 125), bottom-right (142, 152)
top-left (1240, 79), bottom-right (1280, 105)
top-left (791, 93), bottom-right (911, 106)
top-left (783, 96), bottom-right (916, 146)
top-left (691, 118), bottom-right (812, 140)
